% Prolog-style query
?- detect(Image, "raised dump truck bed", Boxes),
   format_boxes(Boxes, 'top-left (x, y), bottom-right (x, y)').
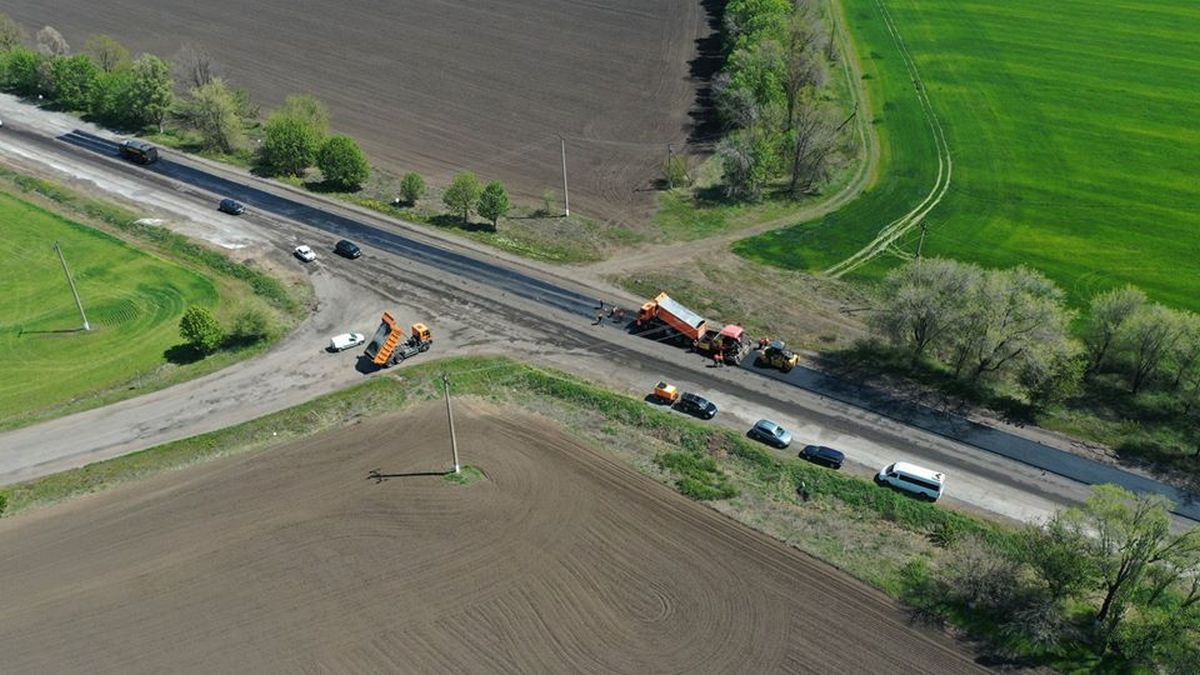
top-left (365, 312), bottom-right (433, 367)
top-left (635, 292), bottom-right (707, 343)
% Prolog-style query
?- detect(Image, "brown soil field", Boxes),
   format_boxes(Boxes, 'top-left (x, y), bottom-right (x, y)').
top-left (0, 402), bottom-right (984, 673)
top-left (3, 1), bottom-right (714, 225)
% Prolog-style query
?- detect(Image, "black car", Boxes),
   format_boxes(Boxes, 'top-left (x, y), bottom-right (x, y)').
top-left (218, 198), bottom-right (245, 215)
top-left (799, 444), bottom-right (845, 470)
top-left (334, 239), bottom-right (362, 259)
top-left (675, 392), bottom-right (718, 419)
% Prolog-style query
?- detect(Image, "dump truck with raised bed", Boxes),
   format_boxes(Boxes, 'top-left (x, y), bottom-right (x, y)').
top-left (364, 311), bottom-right (433, 367)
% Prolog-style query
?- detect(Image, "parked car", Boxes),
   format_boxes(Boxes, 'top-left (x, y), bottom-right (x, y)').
top-left (675, 392), bottom-right (718, 419)
top-left (875, 461), bottom-right (945, 501)
top-left (294, 245), bottom-right (316, 262)
top-left (747, 419), bottom-right (792, 449)
top-left (218, 198), bottom-right (245, 215)
top-left (335, 239), bottom-right (362, 258)
top-left (798, 444), bottom-right (845, 470)
top-left (328, 332), bottom-right (365, 352)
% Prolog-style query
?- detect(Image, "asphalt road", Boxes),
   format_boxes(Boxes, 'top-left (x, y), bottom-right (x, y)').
top-left (3, 117), bottom-right (1197, 523)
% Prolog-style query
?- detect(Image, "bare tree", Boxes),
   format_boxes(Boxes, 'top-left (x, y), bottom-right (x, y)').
top-left (173, 43), bottom-right (217, 89)
top-left (786, 99), bottom-right (838, 197)
top-left (1166, 311), bottom-right (1200, 390)
top-left (178, 77), bottom-right (244, 152)
top-left (35, 25), bottom-right (68, 57)
top-left (1084, 285), bottom-right (1146, 376)
top-left (781, 6), bottom-right (828, 133)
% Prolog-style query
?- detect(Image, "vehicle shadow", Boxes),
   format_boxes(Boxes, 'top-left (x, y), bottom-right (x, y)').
top-left (355, 355), bottom-right (382, 375)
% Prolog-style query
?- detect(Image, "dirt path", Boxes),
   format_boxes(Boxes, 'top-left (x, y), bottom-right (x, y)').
top-left (0, 403), bottom-right (986, 674)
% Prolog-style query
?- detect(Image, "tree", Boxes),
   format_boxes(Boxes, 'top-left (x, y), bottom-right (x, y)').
top-left (478, 181), bottom-right (510, 229)
top-left (276, 94), bottom-right (329, 137)
top-left (0, 13), bottom-right (27, 52)
top-left (718, 128), bottom-right (778, 201)
top-left (443, 172), bottom-right (482, 223)
top-left (1166, 311), bottom-right (1200, 391)
top-left (127, 54), bottom-right (174, 132)
top-left (230, 309), bottom-right (273, 344)
top-left (870, 258), bottom-right (980, 365)
top-left (781, 6), bottom-right (828, 133)
top-left (400, 172), bottom-right (425, 206)
top-left (178, 77), bottom-right (244, 152)
top-left (0, 47), bottom-right (41, 95)
top-left (261, 114), bottom-right (320, 175)
top-left (179, 306), bottom-right (224, 354)
top-left (316, 135), bottom-right (370, 190)
top-left (1119, 304), bottom-right (1182, 394)
top-left (1059, 485), bottom-right (1200, 651)
top-left (83, 34), bottom-right (130, 73)
top-left (173, 43), bottom-right (216, 88)
top-left (34, 26), bottom-right (68, 57)
top-left (943, 266), bottom-right (1075, 385)
top-left (786, 97), bottom-right (838, 197)
top-left (49, 54), bottom-right (99, 110)
top-left (1084, 286), bottom-right (1146, 376)
top-left (89, 69), bottom-right (134, 125)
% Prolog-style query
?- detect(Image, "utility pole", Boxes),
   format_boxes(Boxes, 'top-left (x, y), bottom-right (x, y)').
top-left (666, 143), bottom-right (675, 190)
top-left (557, 134), bottom-right (570, 217)
top-left (916, 222), bottom-right (928, 259)
top-left (54, 241), bottom-right (90, 331)
top-left (442, 373), bottom-right (461, 474)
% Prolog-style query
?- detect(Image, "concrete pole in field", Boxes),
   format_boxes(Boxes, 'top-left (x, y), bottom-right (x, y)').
top-left (916, 222), bottom-right (928, 259)
top-left (54, 241), bottom-right (90, 331)
top-left (443, 373), bottom-right (461, 474)
top-left (557, 134), bottom-right (570, 217)
top-left (666, 143), bottom-right (675, 190)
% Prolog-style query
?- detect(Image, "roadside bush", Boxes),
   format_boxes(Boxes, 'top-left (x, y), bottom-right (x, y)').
top-left (178, 305), bottom-right (223, 354)
top-left (49, 54), bottom-right (99, 111)
top-left (399, 172), bottom-right (425, 206)
top-left (656, 451), bottom-right (738, 500)
top-left (0, 491), bottom-right (7, 516)
top-left (228, 309), bottom-right (273, 346)
top-left (316, 135), bottom-right (370, 190)
top-left (178, 77), bottom-right (244, 153)
top-left (1, 47), bottom-right (43, 96)
top-left (477, 180), bottom-right (509, 229)
top-left (260, 115), bottom-right (320, 176)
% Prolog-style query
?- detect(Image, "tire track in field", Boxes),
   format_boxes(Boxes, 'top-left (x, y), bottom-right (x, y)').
top-left (824, 0), bottom-right (953, 278)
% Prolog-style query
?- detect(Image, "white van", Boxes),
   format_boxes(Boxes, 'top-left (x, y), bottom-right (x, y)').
top-left (875, 461), bottom-right (945, 501)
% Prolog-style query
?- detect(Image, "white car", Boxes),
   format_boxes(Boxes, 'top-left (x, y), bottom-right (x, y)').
top-left (328, 332), bottom-right (365, 352)
top-left (294, 245), bottom-right (316, 262)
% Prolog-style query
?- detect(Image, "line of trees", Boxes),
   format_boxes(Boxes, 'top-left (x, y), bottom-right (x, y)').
top-left (442, 172), bottom-right (509, 230)
top-left (714, 0), bottom-right (842, 201)
top-left (0, 15), bottom-right (373, 191)
top-left (906, 485), bottom-right (1200, 670)
top-left (871, 259), bottom-right (1200, 418)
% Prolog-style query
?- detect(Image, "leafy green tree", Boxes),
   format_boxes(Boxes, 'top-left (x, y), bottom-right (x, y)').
top-left (127, 54), bottom-right (174, 132)
top-left (179, 306), bottom-right (224, 354)
top-left (0, 47), bottom-right (41, 95)
top-left (261, 115), bottom-right (320, 175)
top-left (178, 77), bottom-right (244, 152)
top-left (316, 135), bottom-right (370, 190)
top-left (277, 94), bottom-right (329, 137)
top-left (477, 181), bottom-right (510, 229)
top-left (400, 172), bottom-right (425, 206)
top-left (1118, 304), bottom-right (1183, 394)
top-left (89, 69), bottom-right (134, 125)
top-left (1084, 286), bottom-right (1146, 376)
top-left (0, 13), bottom-right (27, 51)
top-left (49, 54), bottom-right (99, 110)
top-left (442, 172), bottom-right (482, 223)
top-left (83, 34), bottom-right (130, 73)
top-left (717, 129), bottom-right (778, 201)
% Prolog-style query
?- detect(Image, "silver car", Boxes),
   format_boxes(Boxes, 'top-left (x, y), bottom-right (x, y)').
top-left (748, 419), bottom-right (792, 449)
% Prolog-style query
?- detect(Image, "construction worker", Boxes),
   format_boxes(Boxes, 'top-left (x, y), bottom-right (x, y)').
top-left (758, 336), bottom-right (770, 350)
top-left (715, 351), bottom-right (725, 368)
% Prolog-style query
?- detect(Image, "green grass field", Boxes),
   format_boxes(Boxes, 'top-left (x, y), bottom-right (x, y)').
top-left (0, 194), bottom-right (218, 420)
top-left (737, 0), bottom-right (1200, 309)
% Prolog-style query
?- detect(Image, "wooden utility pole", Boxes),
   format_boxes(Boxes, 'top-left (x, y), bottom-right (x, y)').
top-left (54, 241), bottom-right (90, 331)
top-left (666, 143), bottom-right (675, 189)
top-left (442, 373), bottom-right (461, 474)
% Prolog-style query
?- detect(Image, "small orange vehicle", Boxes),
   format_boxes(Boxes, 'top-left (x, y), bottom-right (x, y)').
top-left (652, 381), bottom-right (680, 404)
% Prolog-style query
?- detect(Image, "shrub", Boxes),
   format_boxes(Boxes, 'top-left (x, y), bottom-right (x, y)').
top-left (229, 309), bottom-right (273, 345)
top-left (400, 172), bottom-right (425, 205)
top-left (316, 135), bottom-right (370, 190)
top-left (179, 305), bottom-right (223, 354)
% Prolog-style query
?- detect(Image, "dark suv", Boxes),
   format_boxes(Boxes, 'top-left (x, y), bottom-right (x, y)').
top-left (798, 444), bottom-right (845, 470)
top-left (675, 393), bottom-right (718, 419)
top-left (335, 239), bottom-right (362, 259)
top-left (218, 198), bottom-right (245, 215)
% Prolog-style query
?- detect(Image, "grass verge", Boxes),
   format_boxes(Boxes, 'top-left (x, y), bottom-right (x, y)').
top-left (442, 465), bottom-right (486, 486)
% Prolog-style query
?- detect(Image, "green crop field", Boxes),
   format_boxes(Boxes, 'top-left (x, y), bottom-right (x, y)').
top-left (737, 0), bottom-right (1200, 309)
top-left (0, 194), bottom-right (218, 421)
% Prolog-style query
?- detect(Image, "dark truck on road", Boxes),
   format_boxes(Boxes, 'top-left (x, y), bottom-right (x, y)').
top-left (119, 140), bottom-right (159, 165)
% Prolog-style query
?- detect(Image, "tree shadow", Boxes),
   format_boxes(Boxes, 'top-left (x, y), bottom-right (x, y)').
top-left (164, 343), bottom-right (205, 365)
top-left (685, 0), bottom-right (726, 147)
top-left (428, 214), bottom-right (495, 233)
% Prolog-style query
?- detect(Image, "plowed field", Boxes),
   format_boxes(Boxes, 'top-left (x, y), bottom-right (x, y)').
top-left (0, 403), bottom-right (984, 673)
top-left (2, 0), bottom-right (713, 224)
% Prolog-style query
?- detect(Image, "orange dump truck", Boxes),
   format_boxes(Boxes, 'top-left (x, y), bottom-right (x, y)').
top-left (364, 311), bottom-right (433, 367)
top-left (635, 292), bottom-right (749, 362)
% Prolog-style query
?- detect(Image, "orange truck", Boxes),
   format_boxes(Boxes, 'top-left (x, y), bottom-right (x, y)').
top-left (635, 292), bottom-right (749, 363)
top-left (364, 312), bottom-right (433, 367)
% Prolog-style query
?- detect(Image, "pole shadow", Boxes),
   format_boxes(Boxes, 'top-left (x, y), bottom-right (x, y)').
top-left (367, 468), bottom-right (452, 483)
